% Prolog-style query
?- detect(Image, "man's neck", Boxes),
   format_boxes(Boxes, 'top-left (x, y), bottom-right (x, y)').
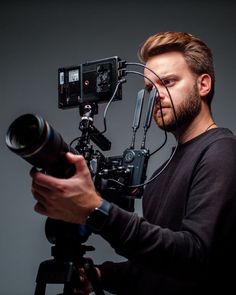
top-left (173, 109), bottom-right (217, 144)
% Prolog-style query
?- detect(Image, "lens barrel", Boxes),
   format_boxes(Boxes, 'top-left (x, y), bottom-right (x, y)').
top-left (6, 113), bottom-right (76, 178)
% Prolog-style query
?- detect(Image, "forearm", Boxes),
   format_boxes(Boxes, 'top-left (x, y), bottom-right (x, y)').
top-left (98, 204), bottom-right (204, 271)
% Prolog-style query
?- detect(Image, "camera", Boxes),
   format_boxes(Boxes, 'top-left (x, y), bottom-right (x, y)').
top-left (6, 56), bottom-right (154, 209)
top-left (5, 112), bottom-right (149, 210)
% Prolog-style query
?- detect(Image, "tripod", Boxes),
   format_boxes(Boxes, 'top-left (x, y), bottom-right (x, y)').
top-left (34, 219), bottom-right (105, 295)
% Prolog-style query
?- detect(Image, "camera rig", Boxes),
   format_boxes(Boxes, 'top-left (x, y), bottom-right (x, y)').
top-left (57, 56), bottom-right (157, 206)
top-left (5, 56), bottom-right (158, 295)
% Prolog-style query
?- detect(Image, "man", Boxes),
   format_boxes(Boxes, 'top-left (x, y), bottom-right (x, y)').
top-left (31, 32), bottom-right (236, 294)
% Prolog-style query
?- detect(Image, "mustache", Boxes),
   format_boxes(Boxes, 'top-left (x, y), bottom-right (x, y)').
top-left (154, 100), bottom-right (171, 109)
top-left (154, 95), bottom-right (175, 110)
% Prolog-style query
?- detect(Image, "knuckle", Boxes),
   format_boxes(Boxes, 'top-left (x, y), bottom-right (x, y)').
top-left (83, 169), bottom-right (90, 178)
top-left (55, 182), bottom-right (69, 196)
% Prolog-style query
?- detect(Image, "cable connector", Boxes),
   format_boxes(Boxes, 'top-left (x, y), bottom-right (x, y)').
top-left (118, 60), bottom-right (127, 69)
top-left (118, 68), bottom-right (127, 80)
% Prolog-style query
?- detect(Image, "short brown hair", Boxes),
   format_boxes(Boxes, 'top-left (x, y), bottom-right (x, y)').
top-left (138, 32), bottom-right (215, 105)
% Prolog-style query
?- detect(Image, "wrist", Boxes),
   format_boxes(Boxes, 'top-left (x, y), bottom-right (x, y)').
top-left (86, 199), bottom-right (111, 233)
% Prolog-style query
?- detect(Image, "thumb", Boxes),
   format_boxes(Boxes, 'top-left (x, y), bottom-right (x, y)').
top-left (66, 152), bottom-right (89, 174)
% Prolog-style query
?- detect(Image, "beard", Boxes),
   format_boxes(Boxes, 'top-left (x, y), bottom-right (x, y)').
top-left (154, 82), bottom-right (201, 132)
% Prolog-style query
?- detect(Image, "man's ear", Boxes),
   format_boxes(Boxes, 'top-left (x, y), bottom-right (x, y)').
top-left (197, 73), bottom-right (212, 97)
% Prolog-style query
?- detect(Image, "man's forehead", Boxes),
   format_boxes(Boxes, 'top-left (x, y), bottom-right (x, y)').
top-left (144, 52), bottom-right (189, 77)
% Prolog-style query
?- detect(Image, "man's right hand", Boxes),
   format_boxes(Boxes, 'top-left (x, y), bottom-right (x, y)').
top-left (74, 267), bottom-right (102, 295)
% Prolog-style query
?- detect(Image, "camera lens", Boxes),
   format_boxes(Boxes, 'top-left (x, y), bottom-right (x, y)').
top-left (6, 113), bottom-right (76, 178)
top-left (6, 114), bottom-right (43, 153)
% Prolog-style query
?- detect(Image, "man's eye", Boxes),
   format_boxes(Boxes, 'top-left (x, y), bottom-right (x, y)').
top-left (162, 79), bottom-right (174, 87)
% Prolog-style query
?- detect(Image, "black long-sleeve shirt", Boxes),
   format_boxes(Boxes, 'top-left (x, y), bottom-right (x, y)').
top-left (96, 128), bottom-right (236, 294)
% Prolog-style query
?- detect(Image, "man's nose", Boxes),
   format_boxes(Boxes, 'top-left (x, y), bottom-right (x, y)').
top-left (155, 84), bottom-right (167, 103)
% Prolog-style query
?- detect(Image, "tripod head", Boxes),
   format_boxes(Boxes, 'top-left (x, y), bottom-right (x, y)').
top-left (45, 218), bottom-right (93, 260)
top-left (34, 218), bottom-right (104, 295)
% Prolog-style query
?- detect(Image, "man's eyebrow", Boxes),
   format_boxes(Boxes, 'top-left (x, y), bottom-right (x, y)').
top-left (144, 73), bottom-right (178, 88)
top-left (159, 74), bottom-right (178, 80)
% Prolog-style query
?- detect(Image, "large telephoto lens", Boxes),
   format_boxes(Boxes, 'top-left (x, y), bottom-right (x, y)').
top-left (6, 113), bottom-right (76, 178)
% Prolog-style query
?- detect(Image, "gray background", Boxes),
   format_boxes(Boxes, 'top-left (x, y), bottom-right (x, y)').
top-left (1, 0), bottom-right (236, 294)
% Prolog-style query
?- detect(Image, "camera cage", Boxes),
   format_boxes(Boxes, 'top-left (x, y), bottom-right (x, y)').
top-left (58, 56), bottom-right (156, 203)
